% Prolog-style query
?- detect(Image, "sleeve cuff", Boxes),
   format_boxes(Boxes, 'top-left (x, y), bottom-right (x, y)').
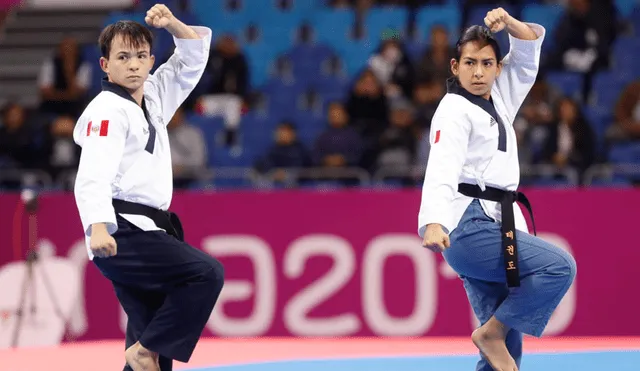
top-left (508, 23), bottom-right (545, 55)
top-left (84, 214), bottom-right (118, 237)
top-left (173, 26), bottom-right (212, 66)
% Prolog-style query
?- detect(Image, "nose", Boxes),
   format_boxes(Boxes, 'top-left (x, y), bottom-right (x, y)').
top-left (128, 58), bottom-right (140, 71)
top-left (474, 64), bottom-right (483, 78)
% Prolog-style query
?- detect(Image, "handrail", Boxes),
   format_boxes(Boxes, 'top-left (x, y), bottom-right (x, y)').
top-left (582, 163), bottom-right (640, 186)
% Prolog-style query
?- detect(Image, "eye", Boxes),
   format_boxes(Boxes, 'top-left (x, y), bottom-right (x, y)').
top-left (119, 55), bottom-right (128, 60)
top-left (465, 61), bottom-right (474, 65)
top-left (484, 61), bottom-right (493, 67)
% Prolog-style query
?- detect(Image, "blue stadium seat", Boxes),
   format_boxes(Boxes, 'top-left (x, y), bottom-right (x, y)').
top-left (285, 44), bottom-right (336, 81)
top-left (609, 143), bottom-right (640, 164)
top-left (311, 9), bottom-right (356, 46)
top-left (615, 0), bottom-right (638, 19)
top-left (414, 5), bottom-right (461, 44)
top-left (591, 71), bottom-right (633, 110)
top-left (103, 11), bottom-right (146, 27)
top-left (521, 4), bottom-right (565, 50)
top-left (583, 105), bottom-right (613, 154)
top-left (244, 43), bottom-right (280, 86)
top-left (363, 7), bottom-right (409, 42)
top-left (545, 71), bottom-right (584, 101)
top-left (612, 37), bottom-right (640, 79)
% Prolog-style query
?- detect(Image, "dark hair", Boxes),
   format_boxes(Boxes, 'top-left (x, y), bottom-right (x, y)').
top-left (98, 20), bottom-right (154, 58)
top-left (454, 25), bottom-right (502, 62)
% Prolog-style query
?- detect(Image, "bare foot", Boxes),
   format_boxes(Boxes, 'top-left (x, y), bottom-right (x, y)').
top-left (472, 327), bottom-right (518, 371)
top-left (125, 342), bottom-right (160, 371)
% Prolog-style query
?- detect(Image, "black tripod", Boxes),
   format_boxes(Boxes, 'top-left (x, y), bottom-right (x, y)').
top-left (11, 192), bottom-right (66, 348)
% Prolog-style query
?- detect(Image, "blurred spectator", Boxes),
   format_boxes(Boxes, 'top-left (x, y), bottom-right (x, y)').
top-left (255, 121), bottom-right (311, 183)
top-left (43, 115), bottom-right (80, 184)
top-left (544, 0), bottom-right (617, 100)
top-left (376, 98), bottom-right (418, 172)
top-left (412, 78), bottom-right (444, 130)
top-left (38, 36), bottom-right (92, 118)
top-left (313, 102), bottom-right (363, 168)
top-left (367, 38), bottom-right (415, 101)
top-left (540, 97), bottom-right (596, 181)
top-left (197, 34), bottom-right (249, 148)
top-left (346, 69), bottom-right (389, 138)
top-left (167, 107), bottom-right (207, 189)
top-left (514, 79), bottom-right (559, 164)
top-left (0, 102), bottom-right (49, 171)
top-left (609, 80), bottom-right (640, 142)
top-left (416, 25), bottom-right (453, 83)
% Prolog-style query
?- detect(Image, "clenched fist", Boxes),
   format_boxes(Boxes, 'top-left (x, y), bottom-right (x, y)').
top-left (422, 223), bottom-right (450, 253)
top-left (90, 223), bottom-right (117, 258)
top-left (484, 7), bottom-right (512, 33)
top-left (145, 4), bottom-right (175, 29)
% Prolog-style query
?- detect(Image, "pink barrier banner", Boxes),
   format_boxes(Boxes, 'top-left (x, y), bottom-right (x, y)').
top-left (0, 189), bottom-right (637, 347)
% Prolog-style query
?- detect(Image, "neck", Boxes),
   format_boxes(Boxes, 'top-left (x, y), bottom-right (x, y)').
top-left (129, 87), bottom-right (144, 106)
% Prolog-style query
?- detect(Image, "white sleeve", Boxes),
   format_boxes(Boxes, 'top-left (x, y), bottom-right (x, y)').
top-left (38, 58), bottom-right (54, 88)
top-left (417, 106), bottom-right (471, 237)
top-left (146, 26), bottom-right (212, 125)
top-left (494, 23), bottom-right (545, 123)
top-left (73, 109), bottom-right (129, 237)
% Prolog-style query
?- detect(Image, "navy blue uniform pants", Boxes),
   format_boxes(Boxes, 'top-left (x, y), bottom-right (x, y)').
top-left (93, 216), bottom-right (224, 371)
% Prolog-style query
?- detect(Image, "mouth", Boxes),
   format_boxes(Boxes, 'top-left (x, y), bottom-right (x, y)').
top-left (472, 82), bottom-right (485, 86)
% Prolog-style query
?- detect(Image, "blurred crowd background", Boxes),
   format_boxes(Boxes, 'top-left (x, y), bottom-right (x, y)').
top-left (0, 0), bottom-right (639, 191)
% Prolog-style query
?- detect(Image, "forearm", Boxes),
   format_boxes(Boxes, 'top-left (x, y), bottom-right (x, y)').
top-left (165, 17), bottom-right (200, 39)
top-left (505, 16), bottom-right (538, 40)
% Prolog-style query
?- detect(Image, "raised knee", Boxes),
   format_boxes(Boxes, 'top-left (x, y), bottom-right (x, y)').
top-left (552, 251), bottom-right (577, 284)
top-left (204, 258), bottom-right (225, 292)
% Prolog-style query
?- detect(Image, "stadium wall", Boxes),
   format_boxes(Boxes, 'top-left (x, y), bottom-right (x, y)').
top-left (0, 188), bottom-right (636, 347)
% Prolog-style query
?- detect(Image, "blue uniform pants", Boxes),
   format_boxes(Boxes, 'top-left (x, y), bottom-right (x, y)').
top-left (443, 200), bottom-right (577, 370)
top-left (93, 216), bottom-right (225, 371)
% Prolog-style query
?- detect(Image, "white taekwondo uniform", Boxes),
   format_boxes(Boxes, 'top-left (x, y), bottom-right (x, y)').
top-left (418, 23), bottom-right (546, 238)
top-left (73, 26), bottom-right (212, 260)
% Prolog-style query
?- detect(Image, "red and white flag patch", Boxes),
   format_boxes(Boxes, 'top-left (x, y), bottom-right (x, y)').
top-left (87, 120), bottom-right (109, 137)
top-left (434, 130), bottom-right (441, 144)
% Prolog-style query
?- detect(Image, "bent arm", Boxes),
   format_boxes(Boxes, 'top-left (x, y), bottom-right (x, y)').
top-left (146, 22), bottom-right (212, 124)
top-left (418, 104), bottom-right (471, 237)
top-left (495, 21), bottom-right (546, 123)
top-left (73, 110), bottom-right (128, 237)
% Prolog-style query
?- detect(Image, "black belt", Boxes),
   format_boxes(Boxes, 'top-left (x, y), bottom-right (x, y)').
top-left (112, 199), bottom-right (185, 242)
top-left (457, 183), bottom-right (536, 288)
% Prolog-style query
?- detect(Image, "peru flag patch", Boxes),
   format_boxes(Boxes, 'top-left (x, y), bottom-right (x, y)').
top-left (87, 120), bottom-right (109, 137)
top-left (434, 130), bottom-right (441, 144)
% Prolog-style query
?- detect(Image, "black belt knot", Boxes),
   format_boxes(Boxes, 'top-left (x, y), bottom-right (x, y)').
top-left (112, 199), bottom-right (184, 241)
top-left (457, 183), bottom-right (536, 288)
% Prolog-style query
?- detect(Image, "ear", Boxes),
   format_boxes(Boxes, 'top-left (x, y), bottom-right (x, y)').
top-left (450, 58), bottom-right (459, 77)
top-left (99, 57), bottom-right (109, 74)
top-left (150, 54), bottom-right (156, 70)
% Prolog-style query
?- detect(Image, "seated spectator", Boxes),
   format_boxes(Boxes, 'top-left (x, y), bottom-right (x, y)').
top-left (44, 115), bottom-right (80, 185)
top-left (609, 80), bottom-right (640, 142)
top-left (255, 121), bottom-right (311, 183)
top-left (38, 36), bottom-right (92, 118)
top-left (376, 98), bottom-right (418, 173)
top-left (346, 68), bottom-right (389, 141)
top-left (416, 25), bottom-right (453, 83)
top-left (544, 0), bottom-right (617, 100)
top-left (196, 34), bottom-right (249, 148)
top-left (540, 97), bottom-right (596, 182)
top-left (412, 77), bottom-right (444, 130)
top-left (313, 102), bottom-right (363, 169)
top-left (514, 78), bottom-right (559, 164)
top-left (367, 37), bottom-right (415, 102)
top-left (167, 107), bottom-right (207, 189)
top-left (0, 102), bottom-right (49, 170)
